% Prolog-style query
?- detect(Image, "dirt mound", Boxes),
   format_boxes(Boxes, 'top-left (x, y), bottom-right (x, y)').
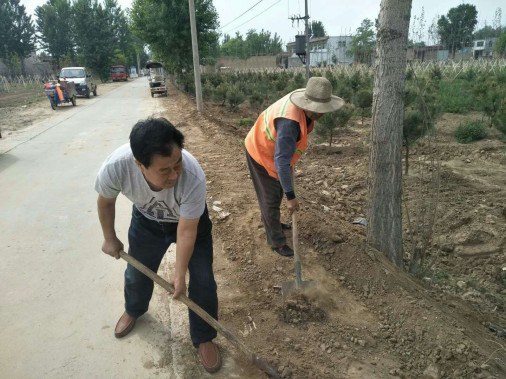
top-left (281, 294), bottom-right (326, 324)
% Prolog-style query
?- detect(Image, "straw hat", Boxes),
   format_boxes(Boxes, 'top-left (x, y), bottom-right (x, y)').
top-left (290, 77), bottom-right (345, 113)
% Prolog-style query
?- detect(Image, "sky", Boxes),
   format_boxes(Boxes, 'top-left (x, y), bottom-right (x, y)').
top-left (21, 0), bottom-right (505, 46)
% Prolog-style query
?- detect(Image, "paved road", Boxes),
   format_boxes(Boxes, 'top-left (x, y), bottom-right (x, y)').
top-left (0, 79), bottom-right (196, 378)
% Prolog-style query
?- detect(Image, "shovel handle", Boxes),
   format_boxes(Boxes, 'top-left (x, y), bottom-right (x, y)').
top-left (291, 166), bottom-right (303, 290)
top-left (118, 251), bottom-right (280, 379)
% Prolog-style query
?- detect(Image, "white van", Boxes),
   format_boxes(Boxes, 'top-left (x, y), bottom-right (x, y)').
top-left (59, 67), bottom-right (98, 98)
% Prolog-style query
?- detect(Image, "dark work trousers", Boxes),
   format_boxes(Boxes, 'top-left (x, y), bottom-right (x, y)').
top-left (246, 151), bottom-right (286, 248)
top-left (125, 204), bottom-right (218, 347)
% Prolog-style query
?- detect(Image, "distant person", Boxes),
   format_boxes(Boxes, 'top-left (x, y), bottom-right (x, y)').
top-left (95, 118), bottom-right (221, 373)
top-left (245, 77), bottom-right (344, 256)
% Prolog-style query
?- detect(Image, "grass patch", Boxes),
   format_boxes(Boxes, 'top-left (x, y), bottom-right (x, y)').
top-left (437, 80), bottom-right (474, 114)
top-left (238, 118), bottom-right (254, 127)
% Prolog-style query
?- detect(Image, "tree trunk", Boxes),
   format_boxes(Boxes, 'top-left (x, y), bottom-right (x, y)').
top-left (367, 0), bottom-right (412, 268)
top-left (405, 144), bottom-right (409, 175)
top-left (329, 127), bottom-right (333, 147)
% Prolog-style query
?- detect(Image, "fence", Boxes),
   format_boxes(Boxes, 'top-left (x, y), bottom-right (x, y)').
top-left (0, 74), bottom-right (55, 94)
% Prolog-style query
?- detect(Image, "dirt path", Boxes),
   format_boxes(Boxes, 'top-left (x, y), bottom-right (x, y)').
top-left (156, 84), bottom-right (505, 378)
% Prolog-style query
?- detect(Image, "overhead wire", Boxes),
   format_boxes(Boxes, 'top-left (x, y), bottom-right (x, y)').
top-left (222, 0), bottom-right (282, 35)
top-left (219, 0), bottom-right (266, 30)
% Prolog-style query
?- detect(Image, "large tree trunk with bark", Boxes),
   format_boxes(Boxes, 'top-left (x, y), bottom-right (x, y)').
top-left (367, 0), bottom-right (412, 268)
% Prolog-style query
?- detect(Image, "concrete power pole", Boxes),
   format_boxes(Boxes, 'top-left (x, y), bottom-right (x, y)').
top-left (304, 0), bottom-right (310, 82)
top-left (188, 0), bottom-right (203, 112)
top-left (136, 52), bottom-right (141, 77)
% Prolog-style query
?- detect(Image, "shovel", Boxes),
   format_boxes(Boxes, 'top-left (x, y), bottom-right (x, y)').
top-left (119, 251), bottom-right (280, 379)
top-left (281, 167), bottom-right (316, 300)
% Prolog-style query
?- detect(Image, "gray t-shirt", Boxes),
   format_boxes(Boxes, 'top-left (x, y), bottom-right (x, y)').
top-left (95, 143), bottom-right (206, 222)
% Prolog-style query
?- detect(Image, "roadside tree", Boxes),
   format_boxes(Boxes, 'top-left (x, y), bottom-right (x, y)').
top-left (367, 0), bottom-right (412, 268)
top-left (35, 0), bottom-right (75, 69)
top-left (348, 19), bottom-right (375, 64)
top-left (0, 0), bottom-right (36, 74)
top-left (437, 4), bottom-right (477, 58)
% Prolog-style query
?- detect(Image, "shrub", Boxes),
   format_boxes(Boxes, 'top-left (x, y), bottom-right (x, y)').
top-left (238, 118), bottom-right (255, 127)
top-left (226, 84), bottom-right (245, 112)
top-left (354, 89), bottom-right (373, 124)
top-left (315, 103), bottom-right (354, 146)
top-left (455, 120), bottom-right (487, 143)
top-left (493, 106), bottom-right (506, 135)
top-left (213, 83), bottom-right (228, 105)
top-left (249, 91), bottom-right (264, 109)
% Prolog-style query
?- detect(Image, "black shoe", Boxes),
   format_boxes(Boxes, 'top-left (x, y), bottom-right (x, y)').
top-left (281, 223), bottom-right (292, 230)
top-left (271, 244), bottom-right (294, 257)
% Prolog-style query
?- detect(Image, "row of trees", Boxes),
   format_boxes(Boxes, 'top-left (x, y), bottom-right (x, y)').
top-left (0, 0), bottom-right (36, 73)
top-left (1, 0), bottom-right (146, 79)
top-left (220, 30), bottom-right (283, 58)
top-left (35, 0), bottom-right (142, 81)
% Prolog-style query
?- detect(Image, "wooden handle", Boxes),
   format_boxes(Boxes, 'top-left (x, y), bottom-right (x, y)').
top-left (291, 166), bottom-right (302, 289)
top-left (119, 251), bottom-right (280, 379)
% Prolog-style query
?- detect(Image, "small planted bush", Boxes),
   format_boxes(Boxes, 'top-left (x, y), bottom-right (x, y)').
top-left (249, 91), bottom-right (264, 109)
top-left (226, 84), bottom-right (245, 112)
top-left (455, 120), bottom-right (487, 144)
top-left (213, 83), bottom-right (228, 105)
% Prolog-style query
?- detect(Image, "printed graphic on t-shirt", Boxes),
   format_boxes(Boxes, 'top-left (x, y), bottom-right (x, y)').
top-left (140, 196), bottom-right (178, 220)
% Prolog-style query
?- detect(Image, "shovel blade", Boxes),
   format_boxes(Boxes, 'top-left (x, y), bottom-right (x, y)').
top-left (281, 280), bottom-right (317, 300)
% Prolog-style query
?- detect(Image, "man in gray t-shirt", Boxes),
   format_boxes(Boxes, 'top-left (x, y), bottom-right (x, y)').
top-left (95, 118), bottom-right (221, 373)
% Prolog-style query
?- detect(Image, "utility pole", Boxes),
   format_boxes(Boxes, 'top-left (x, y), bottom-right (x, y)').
top-left (188, 0), bottom-right (203, 112)
top-left (304, 0), bottom-right (310, 82)
top-left (289, 0), bottom-right (310, 83)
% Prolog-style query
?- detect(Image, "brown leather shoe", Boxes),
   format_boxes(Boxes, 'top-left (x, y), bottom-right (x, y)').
top-left (114, 311), bottom-right (136, 338)
top-left (198, 341), bottom-right (221, 373)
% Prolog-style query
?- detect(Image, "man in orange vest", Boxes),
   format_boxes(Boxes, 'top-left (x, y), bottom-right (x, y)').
top-left (245, 77), bottom-right (344, 256)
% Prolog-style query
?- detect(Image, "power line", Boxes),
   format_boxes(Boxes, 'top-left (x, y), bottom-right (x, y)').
top-left (219, 0), bottom-right (266, 30)
top-left (223, 0), bottom-right (282, 35)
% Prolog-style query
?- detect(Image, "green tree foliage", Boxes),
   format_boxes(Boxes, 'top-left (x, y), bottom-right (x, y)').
top-left (437, 4), bottom-right (478, 57)
top-left (348, 19), bottom-right (375, 64)
top-left (493, 106), bottom-right (506, 135)
top-left (72, 0), bottom-right (132, 81)
top-left (315, 103), bottom-right (354, 147)
top-left (309, 20), bottom-right (326, 38)
top-left (473, 79), bottom-right (505, 126)
top-left (220, 29), bottom-right (283, 58)
top-left (473, 25), bottom-right (505, 39)
top-left (0, 0), bottom-right (36, 70)
top-left (495, 33), bottom-right (506, 57)
top-left (131, 0), bottom-right (219, 71)
top-left (35, 0), bottom-right (74, 68)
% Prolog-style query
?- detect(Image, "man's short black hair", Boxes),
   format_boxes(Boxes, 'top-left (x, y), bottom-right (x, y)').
top-left (130, 117), bottom-right (184, 167)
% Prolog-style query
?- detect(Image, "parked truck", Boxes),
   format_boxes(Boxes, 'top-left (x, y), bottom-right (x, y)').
top-left (110, 64), bottom-right (128, 82)
top-left (59, 67), bottom-right (97, 98)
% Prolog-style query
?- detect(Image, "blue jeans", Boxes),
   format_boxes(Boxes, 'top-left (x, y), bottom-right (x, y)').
top-left (125, 205), bottom-right (218, 346)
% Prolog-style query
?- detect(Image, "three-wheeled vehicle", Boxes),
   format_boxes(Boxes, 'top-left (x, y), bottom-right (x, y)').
top-left (146, 60), bottom-right (168, 97)
top-left (44, 80), bottom-right (77, 110)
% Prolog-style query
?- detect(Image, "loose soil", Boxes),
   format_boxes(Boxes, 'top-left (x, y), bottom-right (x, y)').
top-left (2, 80), bottom-right (505, 378)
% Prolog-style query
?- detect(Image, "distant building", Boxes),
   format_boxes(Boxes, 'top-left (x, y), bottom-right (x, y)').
top-left (286, 36), bottom-right (354, 68)
top-left (406, 45), bottom-right (472, 62)
top-left (472, 38), bottom-right (498, 59)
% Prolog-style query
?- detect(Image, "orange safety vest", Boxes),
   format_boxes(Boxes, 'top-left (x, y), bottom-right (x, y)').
top-left (245, 93), bottom-right (313, 180)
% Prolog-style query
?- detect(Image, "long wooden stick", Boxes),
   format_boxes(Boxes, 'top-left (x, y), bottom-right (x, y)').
top-left (119, 251), bottom-right (280, 379)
